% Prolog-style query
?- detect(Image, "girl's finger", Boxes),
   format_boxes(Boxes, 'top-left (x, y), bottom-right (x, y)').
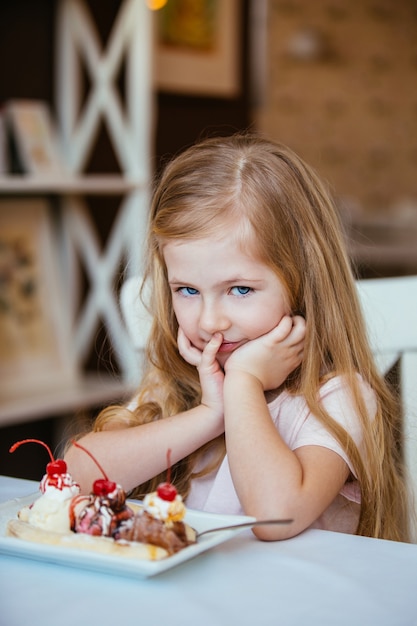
top-left (289, 315), bottom-right (306, 344)
top-left (177, 327), bottom-right (203, 366)
top-left (266, 315), bottom-right (294, 342)
top-left (199, 333), bottom-right (223, 369)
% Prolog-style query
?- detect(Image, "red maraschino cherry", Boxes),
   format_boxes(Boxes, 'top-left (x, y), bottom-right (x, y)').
top-left (47, 459), bottom-right (67, 476)
top-left (156, 448), bottom-right (178, 502)
top-left (9, 439), bottom-right (67, 476)
top-left (157, 482), bottom-right (178, 501)
top-left (71, 440), bottom-right (117, 496)
top-left (93, 478), bottom-right (117, 496)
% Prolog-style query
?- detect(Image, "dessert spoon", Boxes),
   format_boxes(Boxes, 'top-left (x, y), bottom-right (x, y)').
top-left (196, 518), bottom-right (293, 538)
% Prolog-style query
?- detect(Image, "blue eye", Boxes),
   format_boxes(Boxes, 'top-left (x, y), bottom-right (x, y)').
top-left (178, 286), bottom-right (199, 296)
top-left (231, 286), bottom-right (252, 296)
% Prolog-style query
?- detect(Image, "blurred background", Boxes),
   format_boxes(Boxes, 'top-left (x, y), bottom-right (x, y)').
top-left (0, 0), bottom-right (416, 479)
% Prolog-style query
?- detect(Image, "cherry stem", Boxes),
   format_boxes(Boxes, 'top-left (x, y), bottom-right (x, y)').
top-left (71, 440), bottom-right (109, 481)
top-left (166, 448), bottom-right (172, 484)
top-left (9, 439), bottom-right (55, 463)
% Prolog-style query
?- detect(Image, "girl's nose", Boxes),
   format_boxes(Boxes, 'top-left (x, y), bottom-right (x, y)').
top-left (199, 302), bottom-right (230, 335)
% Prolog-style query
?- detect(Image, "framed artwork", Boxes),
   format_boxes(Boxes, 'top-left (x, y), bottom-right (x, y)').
top-left (0, 199), bottom-right (77, 399)
top-left (0, 111), bottom-right (7, 174)
top-left (154, 0), bottom-right (240, 98)
top-left (5, 100), bottom-right (66, 175)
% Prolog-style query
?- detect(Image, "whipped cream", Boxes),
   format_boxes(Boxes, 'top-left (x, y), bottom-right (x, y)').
top-left (40, 472), bottom-right (80, 499)
top-left (143, 492), bottom-right (186, 523)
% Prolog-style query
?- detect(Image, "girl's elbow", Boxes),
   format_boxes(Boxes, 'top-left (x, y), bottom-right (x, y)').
top-left (252, 520), bottom-right (305, 541)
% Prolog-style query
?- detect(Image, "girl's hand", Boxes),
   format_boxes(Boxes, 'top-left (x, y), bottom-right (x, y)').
top-left (224, 315), bottom-right (305, 391)
top-left (177, 328), bottom-right (225, 422)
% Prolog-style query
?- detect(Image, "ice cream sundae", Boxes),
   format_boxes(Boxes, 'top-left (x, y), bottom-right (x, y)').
top-left (6, 439), bottom-right (196, 560)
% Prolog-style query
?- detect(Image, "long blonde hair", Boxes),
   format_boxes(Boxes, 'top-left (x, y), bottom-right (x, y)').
top-left (95, 133), bottom-right (409, 541)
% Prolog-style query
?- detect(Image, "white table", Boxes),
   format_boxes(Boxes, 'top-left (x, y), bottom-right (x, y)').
top-left (1, 475), bottom-right (417, 626)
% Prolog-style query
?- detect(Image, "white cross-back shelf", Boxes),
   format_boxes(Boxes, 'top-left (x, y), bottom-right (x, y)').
top-left (56, 0), bottom-right (152, 380)
top-left (0, 0), bottom-right (153, 426)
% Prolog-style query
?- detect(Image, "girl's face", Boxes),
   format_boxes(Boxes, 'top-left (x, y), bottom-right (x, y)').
top-left (163, 233), bottom-right (290, 368)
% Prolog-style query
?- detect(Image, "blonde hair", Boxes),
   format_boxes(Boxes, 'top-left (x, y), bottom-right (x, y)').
top-left (95, 132), bottom-right (409, 541)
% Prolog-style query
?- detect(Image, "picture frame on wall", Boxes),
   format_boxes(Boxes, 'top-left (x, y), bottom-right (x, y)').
top-left (154, 0), bottom-right (240, 98)
top-left (0, 199), bottom-right (77, 399)
top-left (5, 100), bottom-right (66, 175)
top-left (0, 111), bottom-right (8, 174)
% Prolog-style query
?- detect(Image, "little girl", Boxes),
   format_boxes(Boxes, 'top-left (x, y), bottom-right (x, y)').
top-left (66, 133), bottom-right (409, 542)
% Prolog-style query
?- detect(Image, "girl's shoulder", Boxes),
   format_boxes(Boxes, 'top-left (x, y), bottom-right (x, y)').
top-left (318, 372), bottom-right (377, 412)
top-left (268, 371), bottom-right (374, 398)
top-left (267, 373), bottom-right (376, 461)
top-left (267, 373), bottom-right (377, 421)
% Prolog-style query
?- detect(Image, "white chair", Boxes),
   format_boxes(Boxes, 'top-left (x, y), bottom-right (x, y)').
top-left (119, 276), bottom-right (152, 380)
top-left (120, 276), bottom-right (152, 352)
top-left (120, 274), bottom-right (417, 540)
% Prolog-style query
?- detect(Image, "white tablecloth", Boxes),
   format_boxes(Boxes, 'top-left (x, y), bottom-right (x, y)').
top-left (1, 475), bottom-right (417, 626)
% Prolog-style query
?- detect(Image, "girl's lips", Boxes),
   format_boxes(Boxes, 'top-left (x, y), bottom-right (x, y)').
top-left (217, 341), bottom-right (242, 354)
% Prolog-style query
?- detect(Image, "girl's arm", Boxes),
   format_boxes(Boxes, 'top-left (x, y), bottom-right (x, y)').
top-left (65, 334), bottom-right (225, 494)
top-left (223, 372), bottom-right (349, 539)
top-left (223, 316), bottom-right (349, 540)
top-left (65, 403), bottom-right (223, 494)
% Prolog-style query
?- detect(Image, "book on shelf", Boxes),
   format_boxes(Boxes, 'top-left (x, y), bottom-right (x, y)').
top-left (3, 99), bottom-right (67, 176)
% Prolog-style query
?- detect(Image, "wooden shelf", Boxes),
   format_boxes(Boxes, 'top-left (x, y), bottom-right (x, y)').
top-left (349, 239), bottom-right (417, 269)
top-left (0, 374), bottom-right (135, 428)
top-left (0, 174), bottom-right (144, 195)
top-left (347, 215), bottom-right (417, 270)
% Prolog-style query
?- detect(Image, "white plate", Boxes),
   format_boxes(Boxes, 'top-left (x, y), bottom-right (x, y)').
top-left (0, 494), bottom-right (255, 578)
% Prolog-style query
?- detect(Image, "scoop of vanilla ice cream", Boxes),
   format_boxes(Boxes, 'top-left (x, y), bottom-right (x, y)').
top-left (27, 494), bottom-right (73, 532)
top-left (143, 492), bottom-right (186, 523)
top-left (24, 473), bottom-right (80, 533)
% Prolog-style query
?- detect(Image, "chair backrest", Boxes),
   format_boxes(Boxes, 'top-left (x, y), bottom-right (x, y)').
top-left (120, 276), bottom-right (152, 351)
top-left (357, 275), bottom-right (417, 541)
top-left (121, 274), bottom-right (417, 541)
top-left (119, 275), bottom-right (152, 381)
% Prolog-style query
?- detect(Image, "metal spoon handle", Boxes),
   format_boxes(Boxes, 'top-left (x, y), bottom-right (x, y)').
top-left (197, 518), bottom-right (293, 538)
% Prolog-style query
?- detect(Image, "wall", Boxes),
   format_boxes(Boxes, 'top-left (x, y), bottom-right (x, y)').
top-left (255, 0), bottom-right (417, 215)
